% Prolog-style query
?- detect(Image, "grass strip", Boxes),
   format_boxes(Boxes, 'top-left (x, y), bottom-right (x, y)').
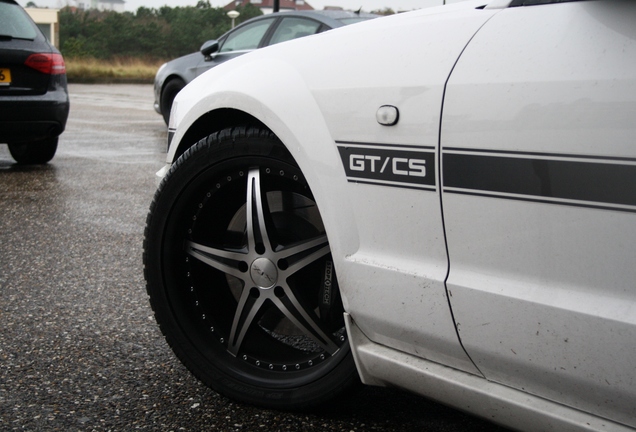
top-left (65, 57), bottom-right (166, 84)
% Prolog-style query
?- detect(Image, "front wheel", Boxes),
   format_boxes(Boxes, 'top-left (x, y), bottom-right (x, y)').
top-left (8, 137), bottom-right (58, 164)
top-left (143, 127), bottom-right (358, 409)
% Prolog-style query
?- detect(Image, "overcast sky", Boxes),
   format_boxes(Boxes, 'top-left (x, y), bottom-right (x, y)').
top-left (21, 0), bottom-right (462, 13)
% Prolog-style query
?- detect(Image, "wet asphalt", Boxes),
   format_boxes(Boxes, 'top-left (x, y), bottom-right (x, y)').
top-left (0, 84), bottom-right (507, 431)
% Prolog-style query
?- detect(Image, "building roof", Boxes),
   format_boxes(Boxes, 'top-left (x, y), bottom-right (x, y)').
top-left (224, 0), bottom-right (314, 12)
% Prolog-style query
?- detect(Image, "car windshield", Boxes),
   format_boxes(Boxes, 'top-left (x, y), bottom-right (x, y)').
top-left (0, 2), bottom-right (38, 40)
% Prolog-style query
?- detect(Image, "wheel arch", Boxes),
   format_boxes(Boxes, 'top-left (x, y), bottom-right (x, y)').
top-left (161, 73), bottom-right (182, 89)
top-left (170, 99), bottom-right (360, 266)
top-left (173, 108), bottom-right (269, 161)
top-left (168, 82), bottom-right (332, 197)
top-left (159, 74), bottom-right (184, 100)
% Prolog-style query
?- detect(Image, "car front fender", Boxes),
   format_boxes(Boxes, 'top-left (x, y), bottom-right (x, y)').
top-left (167, 52), bottom-right (362, 268)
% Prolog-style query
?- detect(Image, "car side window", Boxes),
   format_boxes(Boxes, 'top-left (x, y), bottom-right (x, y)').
top-left (220, 19), bottom-right (273, 53)
top-left (268, 17), bottom-right (322, 46)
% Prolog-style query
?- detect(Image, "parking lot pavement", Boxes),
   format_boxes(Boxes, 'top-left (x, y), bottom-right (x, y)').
top-left (0, 84), bottom-right (506, 431)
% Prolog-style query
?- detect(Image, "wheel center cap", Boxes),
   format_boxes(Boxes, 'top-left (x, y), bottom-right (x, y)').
top-left (250, 258), bottom-right (278, 289)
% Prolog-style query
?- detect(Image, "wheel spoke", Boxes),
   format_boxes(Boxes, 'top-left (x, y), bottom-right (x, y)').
top-left (277, 235), bottom-right (328, 260)
top-left (280, 243), bottom-right (331, 279)
top-left (246, 168), bottom-right (273, 253)
top-left (228, 288), bottom-right (266, 356)
top-left (271, 287), bottom-right (339, 355)
top-left (185, 240), bottom-right (247, 280)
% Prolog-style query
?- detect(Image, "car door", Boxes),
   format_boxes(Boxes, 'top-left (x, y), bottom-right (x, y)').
top-left (441, 1), bottom-right (636, 427)
top-left (305, 4), bottom-right (501, 375)
top-left (193, 17), bottom-right (276, 78)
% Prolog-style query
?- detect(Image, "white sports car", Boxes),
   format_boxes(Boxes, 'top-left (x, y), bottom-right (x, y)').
top-left (143, 1), bottom-right (636, 430)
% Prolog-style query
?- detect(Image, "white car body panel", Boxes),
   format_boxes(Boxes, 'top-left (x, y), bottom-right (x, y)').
top-left (170, 0), bottom-right (494, 375)
top-left (164, 0), bottom-right (636, 429)
top-left (442, 2), bottom-right (636, 426)
top-left (297, 1), bottom-right (497, 374)
top-left (345, 313), bottom-right (633, 432)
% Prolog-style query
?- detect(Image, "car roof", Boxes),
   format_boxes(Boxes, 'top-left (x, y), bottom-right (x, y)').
top-left (1, 0), bottom-right (20, 4)
top-left (231, 9), bottom-right (378, 33)
top-left (283, 9), bottom-right (379, 23)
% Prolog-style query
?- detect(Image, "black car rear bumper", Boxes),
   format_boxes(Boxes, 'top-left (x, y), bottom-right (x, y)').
top-left (0, 85), bottom-right (69, 144)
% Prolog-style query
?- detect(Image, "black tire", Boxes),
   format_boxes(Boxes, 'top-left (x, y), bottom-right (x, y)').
top-left (160, 78), bottom-right (185, 125)
top-left (143, 126), bottom-right (359, 409)
top-left (8, 137), bottom-right (58, 164)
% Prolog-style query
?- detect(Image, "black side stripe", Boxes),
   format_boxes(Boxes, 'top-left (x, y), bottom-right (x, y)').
top-left (443, 152), bottom-right (636, 212)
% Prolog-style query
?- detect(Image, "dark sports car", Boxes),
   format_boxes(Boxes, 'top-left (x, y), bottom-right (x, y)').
top-left (153, 10), bottom-right (377, 125)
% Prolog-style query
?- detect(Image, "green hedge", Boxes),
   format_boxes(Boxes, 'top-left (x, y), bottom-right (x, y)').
top-left (59, 2), bottom-right (263, 61)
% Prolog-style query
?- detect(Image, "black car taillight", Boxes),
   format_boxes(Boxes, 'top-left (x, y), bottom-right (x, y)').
top-left (24, 53), bottom-right (66, 75)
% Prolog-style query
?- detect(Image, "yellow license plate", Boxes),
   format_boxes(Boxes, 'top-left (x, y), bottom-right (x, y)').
top-left (0, 68), bottom-right (11, 86)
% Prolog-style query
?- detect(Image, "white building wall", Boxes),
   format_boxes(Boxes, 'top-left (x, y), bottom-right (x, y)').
top-left (25, 8), bottom-right (59, 46)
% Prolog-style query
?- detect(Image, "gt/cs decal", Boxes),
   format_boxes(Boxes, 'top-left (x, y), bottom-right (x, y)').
top-left (350, 154), bottom-right (427, 177)
top-left (336, 141), bottom-right (436, 190)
